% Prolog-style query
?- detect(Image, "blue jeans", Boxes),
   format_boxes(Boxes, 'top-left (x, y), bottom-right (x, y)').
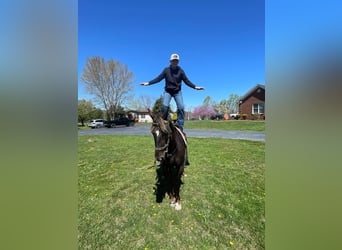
top-left (162, 91), bottom-right (185, 128)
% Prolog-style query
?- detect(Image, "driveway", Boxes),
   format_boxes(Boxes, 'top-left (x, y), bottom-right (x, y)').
top-left (78, 125), bottom-right (265, 142)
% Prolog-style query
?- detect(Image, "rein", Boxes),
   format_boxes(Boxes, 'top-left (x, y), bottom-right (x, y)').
top-left (154, 137), bottom-right (170, 151)
top-left (152, 121), bottom-right (172, 155)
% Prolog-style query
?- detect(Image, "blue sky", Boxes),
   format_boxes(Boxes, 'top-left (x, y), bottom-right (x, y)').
top-left (78, 0), bottom-right (265, 110)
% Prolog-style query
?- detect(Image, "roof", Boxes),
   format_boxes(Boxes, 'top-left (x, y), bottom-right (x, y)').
top-left (239, 84), bottom-right (265, 101)
top-left (127, 110), bottom-right (150, 114)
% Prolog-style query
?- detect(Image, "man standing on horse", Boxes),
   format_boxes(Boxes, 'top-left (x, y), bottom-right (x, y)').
top-left (140, 53), bottom-right (204, 130)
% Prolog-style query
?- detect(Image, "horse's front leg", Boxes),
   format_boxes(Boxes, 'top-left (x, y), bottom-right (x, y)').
top-left (174, 164), bottom-right (184, 210)
top-left (167, 166), bottom-right (176, 207)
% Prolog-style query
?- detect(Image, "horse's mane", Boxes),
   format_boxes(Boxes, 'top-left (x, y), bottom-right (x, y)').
top-left (151, 113), bottom-right (171, 134)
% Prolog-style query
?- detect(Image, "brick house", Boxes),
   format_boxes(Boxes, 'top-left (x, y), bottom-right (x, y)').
top-left (238, 84), bottom-right (265, 120)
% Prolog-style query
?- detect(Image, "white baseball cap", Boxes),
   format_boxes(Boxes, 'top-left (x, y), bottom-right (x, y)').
top-left (170, 53), bottom-right (180, 61)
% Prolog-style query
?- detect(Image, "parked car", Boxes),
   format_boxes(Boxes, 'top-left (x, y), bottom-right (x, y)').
top-left (106, 117), bottom-right (135, 128)
top-left (88, 119), bottom-right (106, 129)
top-left (104, 120), bottom-right (114, 128)
top-left (211, 114), bottom-right (224, 120)
top-left (229, 114), bottom-right (239, 120)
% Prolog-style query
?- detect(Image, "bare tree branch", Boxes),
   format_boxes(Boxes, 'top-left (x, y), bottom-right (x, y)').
top-left (80, 56), bottom-right (135, 120)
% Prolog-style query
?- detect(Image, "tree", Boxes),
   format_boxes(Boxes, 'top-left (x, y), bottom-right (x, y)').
top-left (212, 94), bottom-right (240, 115)
top-left (192, 106), bottom-right (216, 120)
top-left (80, 56), bottom-right (135, 120)
top-left (226, 94), bottom-right (240, 114)
top-left (109, 104), bottom-right (125, 118)
top-left (126, 95), bottom-right (155, 110)
top-left (140, 95), bottom-right (155, 110)
top-left (152, 96), bottom-right (163, 114)
top-left (202, 96), bottom-right (213, 107)
top-left (78, 99), bottom-right (93, 126)
top-left (213, 99), bottom-right (228, 114)
top-left (90, 108), bottom-right (105, 120)
top-left (78, 99), bottom-right (104, 126)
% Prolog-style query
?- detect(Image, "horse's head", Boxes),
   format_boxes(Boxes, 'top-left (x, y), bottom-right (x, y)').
top-left (148, 109), bottom-right (172, 162)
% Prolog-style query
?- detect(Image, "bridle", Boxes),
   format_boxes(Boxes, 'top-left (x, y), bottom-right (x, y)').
top-left (151, 121), bottom-right (172, 155)
top-left (154, 137), bottom-right (170, 151)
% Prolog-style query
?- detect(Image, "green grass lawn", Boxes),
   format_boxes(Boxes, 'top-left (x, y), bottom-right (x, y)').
top-left (79, 135), bottom-right (265, 249)
top-left (78, 120), bottom-right (265, 132)
top-left (184, 120), bottom-right (265, 132)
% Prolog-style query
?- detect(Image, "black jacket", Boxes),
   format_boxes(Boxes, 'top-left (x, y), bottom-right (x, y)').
top-left (148, 66), bottom-right (196, 95)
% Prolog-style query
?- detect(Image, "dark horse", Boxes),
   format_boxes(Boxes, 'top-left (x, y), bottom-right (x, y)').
top-left (148, 109), bottom-right (187, 210)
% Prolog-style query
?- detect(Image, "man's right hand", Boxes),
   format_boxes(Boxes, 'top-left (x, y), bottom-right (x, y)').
top-left (140, 82), bottom-right (149, 86)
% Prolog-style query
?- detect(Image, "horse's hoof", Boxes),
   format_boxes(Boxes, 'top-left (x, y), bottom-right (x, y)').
top-left (175, 202), bottom-right (182, 210)
top-left (170, 202), bottom-right (176, 207)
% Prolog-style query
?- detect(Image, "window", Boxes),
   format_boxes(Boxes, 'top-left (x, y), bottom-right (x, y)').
top-left (252, 103), bottom-right (264, 114)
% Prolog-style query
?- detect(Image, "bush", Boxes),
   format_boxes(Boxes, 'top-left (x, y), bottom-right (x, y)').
top-left (241, 114), bottom-right (247, 120)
